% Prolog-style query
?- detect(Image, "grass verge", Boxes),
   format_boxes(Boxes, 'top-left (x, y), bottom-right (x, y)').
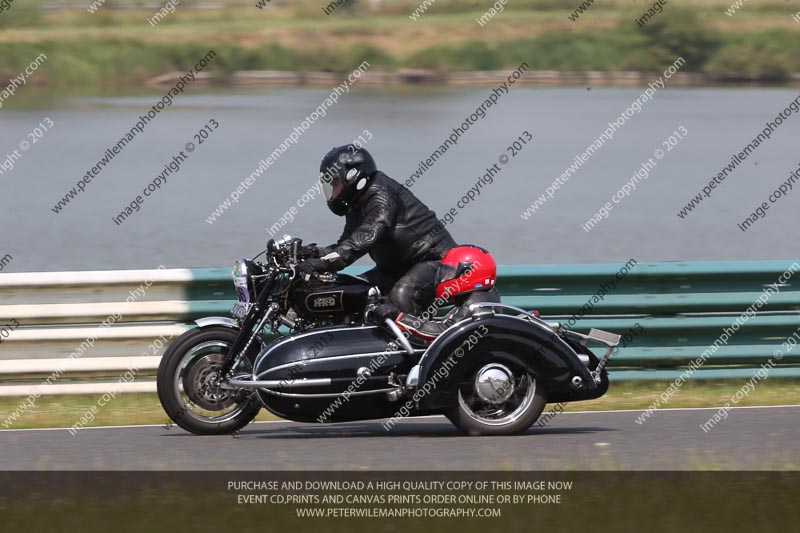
top-left (1, 2), bottom-right (799, 86)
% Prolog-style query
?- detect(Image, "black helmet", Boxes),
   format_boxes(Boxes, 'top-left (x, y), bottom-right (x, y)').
top-left (319, 144), bottom-right (378, 216)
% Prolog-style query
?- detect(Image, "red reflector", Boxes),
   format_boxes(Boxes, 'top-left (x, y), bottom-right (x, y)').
top-left (529, 310), bottom-right (541, 317)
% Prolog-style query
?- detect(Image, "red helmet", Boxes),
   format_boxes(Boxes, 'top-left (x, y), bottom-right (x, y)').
top-left (435, 245), bottom-right (497, 300)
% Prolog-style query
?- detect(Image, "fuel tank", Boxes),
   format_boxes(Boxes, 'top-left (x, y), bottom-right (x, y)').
top-left (291, 273), bottom-right (373, 323)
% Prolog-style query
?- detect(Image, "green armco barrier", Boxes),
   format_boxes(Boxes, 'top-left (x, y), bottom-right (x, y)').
top-left (182, 260), bottom-right (800, 381)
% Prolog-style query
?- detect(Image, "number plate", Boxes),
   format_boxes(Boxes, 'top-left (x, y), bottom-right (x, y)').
top-left (231, 302), bottom-right (251, 320)
top-left (231, 273), bottom-right (252, 320)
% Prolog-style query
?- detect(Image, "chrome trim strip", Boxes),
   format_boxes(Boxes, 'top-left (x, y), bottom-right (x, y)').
top-left (255, 351), bottom-right (408, 379)
top-left (468, 302), bottom-right (560, 332)
top-left (257, 387), bottom-right (397, 399)
top-left (229, 377), bottom-right (332, 389)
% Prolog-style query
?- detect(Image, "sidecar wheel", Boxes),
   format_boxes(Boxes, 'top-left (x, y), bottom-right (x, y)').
top-left (445, 362), bottom-right (547, 436)
top-left (157, 326), bottom-right (262, 435)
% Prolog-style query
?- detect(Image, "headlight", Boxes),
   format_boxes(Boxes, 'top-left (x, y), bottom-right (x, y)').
top-left (232, 259), bottom-right (249, 279)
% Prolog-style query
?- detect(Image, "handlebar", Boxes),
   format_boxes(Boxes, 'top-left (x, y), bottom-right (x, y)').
top-left (264, 235), bottom-right (304, 268)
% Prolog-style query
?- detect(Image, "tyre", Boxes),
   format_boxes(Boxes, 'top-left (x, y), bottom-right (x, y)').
top-left (445, 360), bottom-right (547, 436)
top-left (157, 326), bottom-right (262, 435)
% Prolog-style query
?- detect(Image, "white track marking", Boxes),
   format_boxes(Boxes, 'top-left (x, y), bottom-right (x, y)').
top-left (1, 405), bottom-right (799, 433)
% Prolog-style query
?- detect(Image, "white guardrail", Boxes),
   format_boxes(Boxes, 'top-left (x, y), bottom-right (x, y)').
top-left (0, 268), bottom-right (231, 397)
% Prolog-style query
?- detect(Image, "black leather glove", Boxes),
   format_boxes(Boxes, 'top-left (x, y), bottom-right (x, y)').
top-left (300, 244), bottom-right (321, 259)
top-left (373, 302), bottom-right (400, 323)
top-left (296, 258), bottom-right (328, 278)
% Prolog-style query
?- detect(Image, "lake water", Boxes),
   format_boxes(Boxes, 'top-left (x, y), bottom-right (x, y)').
top-left (0, 85), bottom-right (797, 272)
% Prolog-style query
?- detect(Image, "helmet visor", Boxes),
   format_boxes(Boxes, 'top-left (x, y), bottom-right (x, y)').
top-left (438, 264), bottom-right (457, 284)
top-left (321, 173), bottom-right (343, 201)
top-left (439, 262), bottom-right (474, 283)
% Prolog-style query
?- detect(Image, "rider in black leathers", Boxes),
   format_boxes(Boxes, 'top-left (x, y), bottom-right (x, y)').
top-left (298, 145), bottom-right (457, 315)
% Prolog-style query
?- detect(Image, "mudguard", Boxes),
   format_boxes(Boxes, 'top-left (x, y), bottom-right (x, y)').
top-left (194, 317), bottom-right (239, 329)
top-left (414, 314), bottom-right (599, 411)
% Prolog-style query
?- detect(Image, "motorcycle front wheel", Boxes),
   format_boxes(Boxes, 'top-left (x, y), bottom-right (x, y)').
top-left (445, 359), bottom-right (547, 436)
top-left (157, 326), bottom-right (262, 435)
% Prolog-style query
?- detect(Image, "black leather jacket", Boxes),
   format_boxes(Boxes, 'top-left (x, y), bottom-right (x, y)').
top-left (320, 172), bottom-right (457, 277)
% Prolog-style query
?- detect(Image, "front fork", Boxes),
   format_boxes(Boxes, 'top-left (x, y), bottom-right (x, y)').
top-left (219, 271), bottom-right (280, 378)
top-left (226, 306), bottom-right (278, 379)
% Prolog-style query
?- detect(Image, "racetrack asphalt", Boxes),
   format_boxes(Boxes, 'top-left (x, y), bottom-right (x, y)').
top-left (1, 405), bottom-right (797, 470)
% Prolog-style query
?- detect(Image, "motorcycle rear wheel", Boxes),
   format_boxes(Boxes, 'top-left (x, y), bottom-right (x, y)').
top-left (157, 326), bottom-right (262, 435)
